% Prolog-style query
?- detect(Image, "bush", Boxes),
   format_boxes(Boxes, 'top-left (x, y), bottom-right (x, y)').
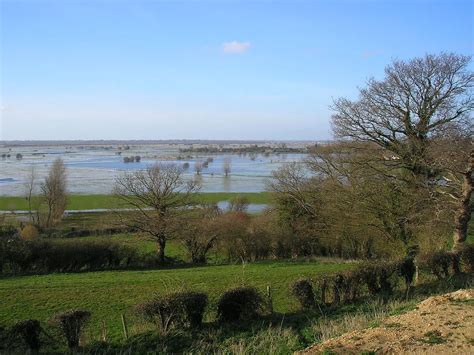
top-left (290, 279), bottom-right (315, 310)
top-left (357, 261), bottom-right (398, 297)
top-left (136, 291), bottom-right (208, 333)
top-left (20, 225), bottom-right (39, 241)
top-left (217, 286), bottom-right (264, 323)
top-left (173, 292), bottom-right (208, 327)
top-left (50, 309), bottom-right (91, 351)
top-left (11, 319), bottom-right (42, 352)
top-left (459, 244), bottom-right (474, 273)
top-left (419, 250), bottom-right (460, 279)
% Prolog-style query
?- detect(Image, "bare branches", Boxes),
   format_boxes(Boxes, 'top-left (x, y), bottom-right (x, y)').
top-left (40, 158), bottom-right (67, 228)
top-left (113, 163), bottom-right (200, 262)
top-left (332, 53), bottom-right (473, 178)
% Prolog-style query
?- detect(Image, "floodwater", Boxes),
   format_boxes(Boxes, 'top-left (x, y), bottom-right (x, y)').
top-left (0, 143), bottom-right (307, 196)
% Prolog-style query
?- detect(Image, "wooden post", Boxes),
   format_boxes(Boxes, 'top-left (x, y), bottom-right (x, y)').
top-left (121, 314), bottom-right (129, 340)
top-left (267, 285), bottom-right (273, 314)
top-left (101, 320), bottom-right (108, 342)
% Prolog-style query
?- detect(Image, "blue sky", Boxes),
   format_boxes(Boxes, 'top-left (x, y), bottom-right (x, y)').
top-left (0, 0), bottom-right (472, 140)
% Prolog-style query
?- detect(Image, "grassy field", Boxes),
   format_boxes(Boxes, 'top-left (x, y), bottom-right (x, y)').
top-left (0, 260), bottom-right (351, 341)
top-left (0, 192), bottom-right (271, 211)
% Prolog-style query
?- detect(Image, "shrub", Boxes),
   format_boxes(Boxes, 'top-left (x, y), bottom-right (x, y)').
top-left (136, 291), bottom-right (208, 333)
top-left (173, 292), bottom-right (208, 327)
top-left (290, 279), bottom-right (315, 310)
top-left (11, 319), bottom-right (42, 352)
top-left (20, 225), bottom-right (39, 241)
top-left (357, 261), bottom-right (398, 297)
top-left (50, 309), bottom-right (91, 351)
top-left (459, 244), bottom-right (474, 273)
top-left (217, 286), bottom-right (264, 323)
top-left (419, 251), bottom-right (460, 279)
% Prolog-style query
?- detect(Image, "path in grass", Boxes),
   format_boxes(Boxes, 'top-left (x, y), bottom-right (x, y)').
top-left (0, 261), bottom-right (350, 340)
top-left (0, 192), bottom-right (271, 211)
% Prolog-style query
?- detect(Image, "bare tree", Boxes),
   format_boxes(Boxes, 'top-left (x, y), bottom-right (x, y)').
top-left (24, 166), bottom-right (40, 225)
top-left (114, 164), bottom-right (199, 262)
top-left (332, 53), bottom-right (473, 178)
top-left (194, 161), bottom-right (203, 175)
top-left (223, 158), bottom-right (231, 177)
top-left (331, 53), bottom-right (474, 247)
top-left (41, 158), bottom-right (67, 228)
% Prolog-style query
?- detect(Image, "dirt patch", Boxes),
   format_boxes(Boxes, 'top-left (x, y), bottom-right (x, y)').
top-left (300, 289), bottom-right (474, 354)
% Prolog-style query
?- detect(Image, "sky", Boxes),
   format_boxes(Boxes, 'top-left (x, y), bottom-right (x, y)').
top-left (0, 0), bottom-right (472, 141)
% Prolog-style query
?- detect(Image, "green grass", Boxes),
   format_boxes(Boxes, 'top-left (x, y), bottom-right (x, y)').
top-left (0, 192), bottom-right (271, 211)
top-left (0, 260), bottom-right (350, 341)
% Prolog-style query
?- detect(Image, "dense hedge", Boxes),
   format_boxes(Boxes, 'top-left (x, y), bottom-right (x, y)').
top-left (0, 237), bottom-right (158, 274)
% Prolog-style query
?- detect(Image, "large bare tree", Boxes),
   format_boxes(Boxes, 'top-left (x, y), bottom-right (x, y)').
top-left (114, 164), bottom-right (199, 262)
top-left (331, 53), bottom-right (473, 248)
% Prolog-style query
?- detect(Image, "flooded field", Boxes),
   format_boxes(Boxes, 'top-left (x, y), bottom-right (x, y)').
top-left (0, 142), bottom-right (308, 196)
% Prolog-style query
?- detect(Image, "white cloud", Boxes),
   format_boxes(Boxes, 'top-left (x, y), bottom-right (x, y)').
top-left (222, 41), bottom-right (251, 54)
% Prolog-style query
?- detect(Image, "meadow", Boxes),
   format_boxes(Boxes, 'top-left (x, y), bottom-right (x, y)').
top-left (0, 260), bottom-right (352, 341)
top-left (0, 192), bottom-right (271, 211)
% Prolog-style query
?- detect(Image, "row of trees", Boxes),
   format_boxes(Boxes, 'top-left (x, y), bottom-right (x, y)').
top-left (193, 158), bottom-right (231, 176)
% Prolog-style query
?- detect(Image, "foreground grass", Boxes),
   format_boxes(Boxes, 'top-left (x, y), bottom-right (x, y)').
top-left (0, 260), bottom-right (350, 341)
top-left (0, 192), bottom-right (271, 211)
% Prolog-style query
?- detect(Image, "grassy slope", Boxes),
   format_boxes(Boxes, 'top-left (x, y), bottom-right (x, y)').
top-left (0, 192), bottom-right (271, 211)
top-left (0, 261), bottom-right (350, 341)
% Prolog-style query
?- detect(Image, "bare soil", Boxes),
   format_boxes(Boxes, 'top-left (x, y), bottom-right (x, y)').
top-left (301, 289), bottom-right (474, 354)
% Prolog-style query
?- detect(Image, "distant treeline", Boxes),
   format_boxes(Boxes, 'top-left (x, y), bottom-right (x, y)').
top-left (179, 145), bottom-right (311, 154)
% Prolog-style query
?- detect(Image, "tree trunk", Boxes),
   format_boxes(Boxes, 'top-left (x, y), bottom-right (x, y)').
top-left (453, 150), bottom-right (474, 250)
top-left (157, 239), bottom-right (166, 263)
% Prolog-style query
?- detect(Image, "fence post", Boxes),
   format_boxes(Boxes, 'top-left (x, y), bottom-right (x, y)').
top-left (267, 285), bottom-right (273, 314)
top-left (121, 314), bottom-right (129, 340)
top-left (101, 320), bottom-right (108, 342)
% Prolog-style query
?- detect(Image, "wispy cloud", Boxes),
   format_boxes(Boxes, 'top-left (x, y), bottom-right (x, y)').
top-left (362, 49), bottom-right (384, 59)
top-left (222, 41), bottom-right (251, 54)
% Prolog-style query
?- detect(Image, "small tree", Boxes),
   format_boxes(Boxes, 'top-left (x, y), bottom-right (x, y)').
top-left (223, 158), bottom-right (231, 177)
top-left (194, 161), bottom-right (203, 175)
top-left (41, 158), bottom-right (67, 228)
top-left (24, 167), bottom-right (41, 226)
